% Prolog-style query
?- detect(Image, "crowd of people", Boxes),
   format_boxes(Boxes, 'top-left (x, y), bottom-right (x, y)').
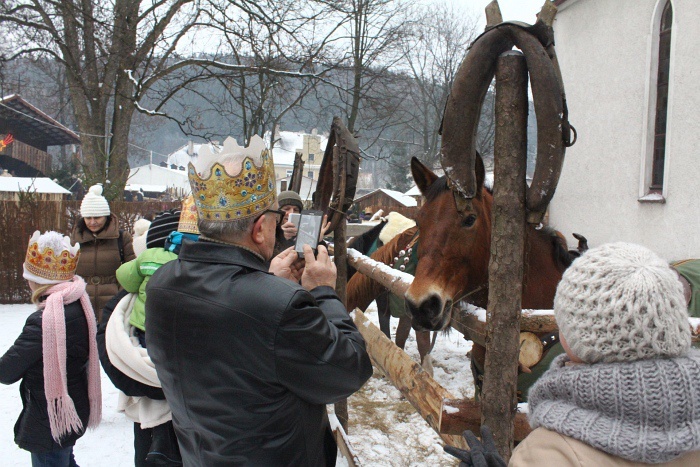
top-left (1, 135), bottom-right (699, 466)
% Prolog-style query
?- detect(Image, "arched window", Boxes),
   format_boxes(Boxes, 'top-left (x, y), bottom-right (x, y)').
top-left (650, 1), bottom-right (672, 191)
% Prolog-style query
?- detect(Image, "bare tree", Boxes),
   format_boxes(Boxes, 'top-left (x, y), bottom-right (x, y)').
top-left (0, 0), bottom-right (339, 196)
top-left (399, 1), bottom-right (481, 169)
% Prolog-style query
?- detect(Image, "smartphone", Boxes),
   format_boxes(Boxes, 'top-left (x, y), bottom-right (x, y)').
top-left (287, 212), bottom-right (301, 228)
top-left (295, 210), bottom-right (324, 258)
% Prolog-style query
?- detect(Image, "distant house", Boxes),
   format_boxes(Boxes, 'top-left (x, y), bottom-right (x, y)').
top-left (276, 175), bottom-right (318, 204)
top-left (353, 188), bottom-right (418, 216)
top-left (0, 95), bottom-right (80, 177)
top-left (268, 131), bottom-right (326, 182)
top-left (549, 0), bottom-right (699, 259)
top-left (0, 177), bottom-right (71, 202)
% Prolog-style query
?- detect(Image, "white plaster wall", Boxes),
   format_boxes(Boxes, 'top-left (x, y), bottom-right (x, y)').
top-left (548, 0), bottom-right (700, 260)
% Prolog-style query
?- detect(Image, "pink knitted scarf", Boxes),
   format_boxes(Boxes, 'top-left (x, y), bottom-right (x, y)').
top-left (39, 276), bottom-right (102, 442)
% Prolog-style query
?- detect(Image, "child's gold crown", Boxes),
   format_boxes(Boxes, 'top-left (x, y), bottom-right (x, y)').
top-left (24, 231), bottom-right (80, 283)
top-left (187, 135), bottom-right (276, 221)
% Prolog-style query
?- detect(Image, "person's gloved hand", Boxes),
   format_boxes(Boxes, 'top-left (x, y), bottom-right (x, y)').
top-left (443, 425), bottom-right (506, 467)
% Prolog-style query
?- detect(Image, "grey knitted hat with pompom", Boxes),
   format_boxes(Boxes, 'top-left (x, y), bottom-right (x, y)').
top-left (554, 242), bottom-right (691, 363)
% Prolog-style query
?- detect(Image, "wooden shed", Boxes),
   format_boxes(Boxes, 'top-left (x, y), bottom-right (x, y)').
top-left (353, 188), bottom-right (419, 218)
top-left (0, 94), bottom-right (80, 177)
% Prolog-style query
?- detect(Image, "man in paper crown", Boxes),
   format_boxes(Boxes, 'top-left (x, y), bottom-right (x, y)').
top-left (145, 135), bottom-right (372, 466)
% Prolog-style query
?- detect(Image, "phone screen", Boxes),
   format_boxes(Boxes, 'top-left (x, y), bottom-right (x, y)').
top-left (295, 211), bottom-right (323, 258)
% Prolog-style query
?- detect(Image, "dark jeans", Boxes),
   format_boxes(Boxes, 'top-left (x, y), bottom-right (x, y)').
top-left (31, 447), bottom-right (78, 467)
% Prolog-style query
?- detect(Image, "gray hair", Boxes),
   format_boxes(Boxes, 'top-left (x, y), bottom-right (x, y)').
top-left (198, 216), bottom-right (257, 242)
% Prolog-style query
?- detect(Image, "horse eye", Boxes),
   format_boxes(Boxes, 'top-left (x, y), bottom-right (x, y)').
top-left (462, 214), bottom-right (477, 228)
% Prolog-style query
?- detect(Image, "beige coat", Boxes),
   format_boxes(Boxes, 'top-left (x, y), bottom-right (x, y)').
top-left (71, 213), bottom-right (135, 318)
top-left (510, 427), bottom-right (700, 467)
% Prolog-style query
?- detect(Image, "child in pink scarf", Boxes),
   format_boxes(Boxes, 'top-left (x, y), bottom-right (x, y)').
top-left (0, 231), bottom-right (101, 466)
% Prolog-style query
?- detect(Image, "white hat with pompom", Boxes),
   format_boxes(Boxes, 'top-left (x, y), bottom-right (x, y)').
top-left (80, 184), bottom-right (110, 218)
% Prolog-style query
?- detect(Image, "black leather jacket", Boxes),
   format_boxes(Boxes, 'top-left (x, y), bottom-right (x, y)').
top-left (0, 301), bottom-right (91, 453)
top-left (146, 240), bottom-right (372, 466)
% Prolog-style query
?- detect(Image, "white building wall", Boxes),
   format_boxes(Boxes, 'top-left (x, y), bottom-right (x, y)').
top-left (548, 0), bottom-right (700, 260)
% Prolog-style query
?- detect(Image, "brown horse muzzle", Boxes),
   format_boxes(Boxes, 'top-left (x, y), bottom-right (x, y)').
top-left (404, 293), bottom-right (452, 331)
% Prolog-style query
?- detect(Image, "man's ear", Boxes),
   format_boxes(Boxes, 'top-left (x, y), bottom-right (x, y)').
top-left (251, 215), bottom-right (267, 245)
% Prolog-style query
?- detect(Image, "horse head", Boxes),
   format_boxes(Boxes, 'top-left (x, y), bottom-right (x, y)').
top-left (405, 155), bottom-right (492, 331)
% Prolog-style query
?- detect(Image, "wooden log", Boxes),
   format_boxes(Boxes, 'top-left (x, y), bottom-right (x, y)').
top-left (352, 309), bottom-right (468, 449)
top-left (439, 398), bottom-right (532, 442)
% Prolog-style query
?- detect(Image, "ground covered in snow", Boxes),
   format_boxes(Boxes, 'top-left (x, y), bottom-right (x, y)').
top-left (0, 303), bottom-right (472, 466)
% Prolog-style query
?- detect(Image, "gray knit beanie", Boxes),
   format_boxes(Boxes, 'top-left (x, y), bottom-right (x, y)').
top-left (277, 190), bottom-right (303, 211)
top-left (554, 242), bottom-right (690, 363)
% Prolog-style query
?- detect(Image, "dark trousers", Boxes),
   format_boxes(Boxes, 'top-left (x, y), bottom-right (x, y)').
top-left (31, 446), bottom-right (78, 467)
top-left (134, 422), bottom-right (158, 466)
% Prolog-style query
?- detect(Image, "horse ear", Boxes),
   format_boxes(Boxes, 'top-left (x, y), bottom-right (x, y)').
top-left (475, 151), bottom-right (486, 195)
top-left (411, 157), bottom-right (438, 195)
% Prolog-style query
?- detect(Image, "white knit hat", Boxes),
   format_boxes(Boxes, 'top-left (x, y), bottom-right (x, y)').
top-left (80, 184), bottom-right (110, 217)
top-left (554, 242), bottom-right (690, 363)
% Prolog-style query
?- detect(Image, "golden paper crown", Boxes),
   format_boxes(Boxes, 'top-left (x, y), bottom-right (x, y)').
top-left (178, 195), bottom-right (200, 234)
top-left (188, 135), bottom-right (276, 221)
top-left (24, 231), bottom-right (80, 283)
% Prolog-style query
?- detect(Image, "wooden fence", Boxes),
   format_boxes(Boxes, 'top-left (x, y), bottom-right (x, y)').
top-left (0, 198), bottom-right (179, 303)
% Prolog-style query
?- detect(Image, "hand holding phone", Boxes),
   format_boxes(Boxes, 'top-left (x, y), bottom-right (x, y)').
top-left (295, 211), bottom-right (323, 259)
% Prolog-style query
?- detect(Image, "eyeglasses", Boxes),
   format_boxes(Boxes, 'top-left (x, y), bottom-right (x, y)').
top-left (257, 209), bottom-right (285, 226)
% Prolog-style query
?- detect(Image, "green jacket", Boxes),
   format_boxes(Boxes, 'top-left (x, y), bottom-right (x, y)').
top-left (673, 259), bottom-right (700, 318)
top-left (116, 248), bottom-right (178, 331)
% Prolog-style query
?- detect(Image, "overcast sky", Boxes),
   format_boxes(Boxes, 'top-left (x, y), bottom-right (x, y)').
top-left (440, 0), bottom-right (548, 28)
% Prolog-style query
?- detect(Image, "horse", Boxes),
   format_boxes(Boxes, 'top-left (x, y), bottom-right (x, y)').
top-left (347, 217), bottom-right (435, 370)
top-left (405, 155), bottom-right (572, 331)
top-left (396, 155), bottom-right (575, 400)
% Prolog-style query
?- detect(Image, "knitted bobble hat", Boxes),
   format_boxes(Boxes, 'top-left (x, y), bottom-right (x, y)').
top-left (80, 184), bottom-right (110, 217)
top-left (146, 210), bottom-right (181, 249)
top-left (554, 242), bottom-right (691, 363)
top-left (277, 190), bottom-right (303, 211)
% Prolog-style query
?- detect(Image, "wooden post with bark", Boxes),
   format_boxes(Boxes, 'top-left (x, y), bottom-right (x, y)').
top-left (481, 50), bottom-right (529, 459)
top-left (333, 144), bottom-right (350, 432)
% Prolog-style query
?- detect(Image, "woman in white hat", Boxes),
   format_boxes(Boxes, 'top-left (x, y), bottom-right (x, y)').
top-left (0, 231), bottom-right (101, 466)
top-left (70, 184), bottom-right (135, 318)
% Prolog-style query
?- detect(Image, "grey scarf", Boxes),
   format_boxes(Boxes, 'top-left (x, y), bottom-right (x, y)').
top-left (527, 350), bottom-right (700, 463)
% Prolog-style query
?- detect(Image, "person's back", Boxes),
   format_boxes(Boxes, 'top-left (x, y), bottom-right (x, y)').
top-left (147, 241), bottom-right (371, 465)
top-left (146, 135), bottom-right (371, 466)
top-left (510, 242), bottom-right (700, 466)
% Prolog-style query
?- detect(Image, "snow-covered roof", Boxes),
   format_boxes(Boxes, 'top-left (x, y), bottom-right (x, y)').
top-left (0, 177), bottom-right (70, 194)
top-left (404, 185), bottom-right (421, 196)
top-left (268, 131), bottom-right (328, 166)
top-left (355, 188), bottom-right (417, 207)
top-left (166, 142), bottom-right (221, 167)
top-left (127, 164), bottom-right (191, 194)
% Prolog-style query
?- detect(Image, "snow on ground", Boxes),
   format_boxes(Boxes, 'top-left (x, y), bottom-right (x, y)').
top-left (1, 303), bottom-right (472, 466)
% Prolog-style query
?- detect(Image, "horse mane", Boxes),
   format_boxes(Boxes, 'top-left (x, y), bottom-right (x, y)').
top-left (347, 220), bottom-right (387, 280)
top-left (534, 225), bottom-right (572, 271)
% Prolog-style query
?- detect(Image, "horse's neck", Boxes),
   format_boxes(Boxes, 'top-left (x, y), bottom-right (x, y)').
top-left (521, 227), bottom-right (565, 309)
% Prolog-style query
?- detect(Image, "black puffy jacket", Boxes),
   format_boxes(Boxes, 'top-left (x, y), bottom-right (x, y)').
top-left (0, 301), bottom-right (91, 453)
top-left (146, 240), bottom-right (373, 466)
